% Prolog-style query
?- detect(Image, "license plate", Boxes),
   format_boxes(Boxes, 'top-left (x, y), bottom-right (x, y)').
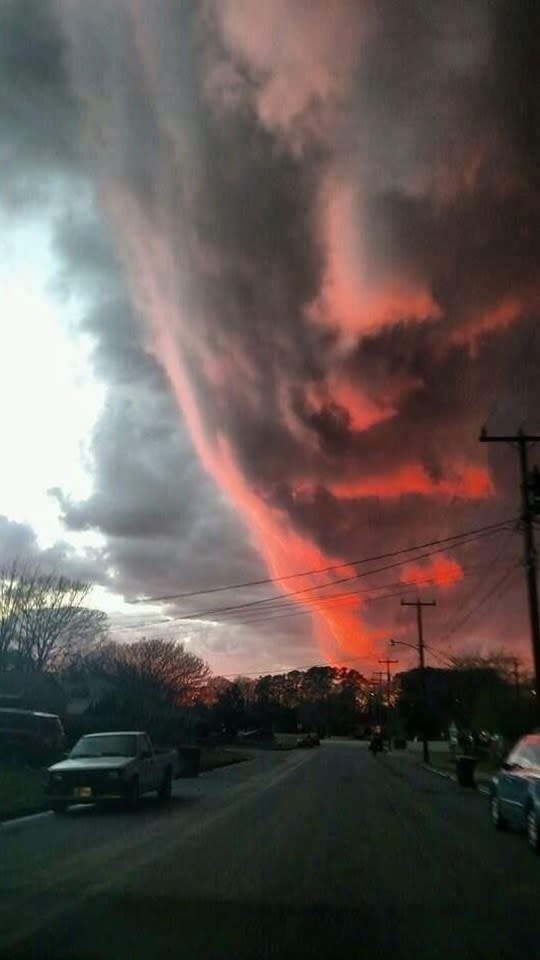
top-left (75, 786), bottom-right (92, 799)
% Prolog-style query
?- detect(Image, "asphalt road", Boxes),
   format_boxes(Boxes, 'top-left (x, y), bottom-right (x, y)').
top-left (1, 741), bottom-right (538, 960)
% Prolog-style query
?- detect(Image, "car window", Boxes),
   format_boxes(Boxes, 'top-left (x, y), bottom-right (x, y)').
top-left (70, 734), bottom-right (138, 758)
top-left (0, 712), bottom-right (32, 731)
top-left (507, 746), bottom-right (524, 767)
top-left (517, 746), bottom-right (533, 769)
top-left (36, 717), bottom-right (60, 733)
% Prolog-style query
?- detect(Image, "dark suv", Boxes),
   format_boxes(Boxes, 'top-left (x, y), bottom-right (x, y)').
top-left (0, 709), bottom-right (66, 763)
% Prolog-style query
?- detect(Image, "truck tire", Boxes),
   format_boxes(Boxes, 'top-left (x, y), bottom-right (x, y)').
top-left (526, 805), bottom-right (540, 853)
top-left (158, 768), bottom-right (172, 801)
top-left (126, 776), bottom-right (140, 810)
top-left (51, 801), bottom-right (68, 815)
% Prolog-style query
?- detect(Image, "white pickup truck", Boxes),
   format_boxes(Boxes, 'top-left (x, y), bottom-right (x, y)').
top-left (46, 731), bottom-right (179, 813)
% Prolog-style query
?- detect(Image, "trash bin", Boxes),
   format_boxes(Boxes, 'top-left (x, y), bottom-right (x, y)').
top-left (177, 745), bottom-right (201, 778)
top-left (456, 755), bottom-right (477, 787)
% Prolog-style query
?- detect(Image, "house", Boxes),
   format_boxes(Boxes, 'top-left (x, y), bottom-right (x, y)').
top-left (0, 670), bottom-right (66, 714)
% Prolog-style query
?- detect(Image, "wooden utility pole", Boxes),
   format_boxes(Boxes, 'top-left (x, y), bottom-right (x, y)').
top-left (480, 428), bottom-right (540, 719)
top-left (401, 599), bottom-right (436, 764)
top-left (379, 657), bottom-right (398, 746)
top-left (371, 672), bottom-right (385, 728)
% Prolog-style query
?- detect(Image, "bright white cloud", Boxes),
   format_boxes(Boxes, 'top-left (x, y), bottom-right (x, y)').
top-left (0, 216), bottom-right (104, 548)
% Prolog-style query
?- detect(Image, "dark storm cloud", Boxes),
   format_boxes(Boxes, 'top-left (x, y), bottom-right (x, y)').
top-left (0, 515), bottom-right (107, 585)
top-left (0, 0), bottom-right (265, 650)
top-left (50, 210), bottom-right (265, 606)
top-left (52, 0), bottom-right (540, 669)
top-left (0, 0), bottom-right (80, 207)
top-left (4, 0), bottom-right (539, 666)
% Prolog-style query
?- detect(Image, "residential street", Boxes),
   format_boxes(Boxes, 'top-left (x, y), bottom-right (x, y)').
top-left (1, 741), bottom-right (538, 959)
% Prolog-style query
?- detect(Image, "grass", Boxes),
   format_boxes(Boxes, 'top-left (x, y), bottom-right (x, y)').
top-left (0, 764), bottom-right (48, 821)
top-left (0, 748), bottom-right (250, 822)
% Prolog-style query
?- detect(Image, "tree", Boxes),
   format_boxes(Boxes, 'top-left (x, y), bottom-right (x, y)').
top-left (15, 572), bottom-right (108, 672)
top-left (0, 563), bottom-right (108, 672)
top-left (88, 637), bottom-right (210, 714)
top-left (212, 683), bottom-right (247, 735)
top-left (0, 562), bottom-right (32, 669)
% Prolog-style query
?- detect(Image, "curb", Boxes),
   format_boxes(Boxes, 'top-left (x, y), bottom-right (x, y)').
top-left (422, 763), bottom-right (489, 796)
top-left (1, 808), bottom-right (52, 828)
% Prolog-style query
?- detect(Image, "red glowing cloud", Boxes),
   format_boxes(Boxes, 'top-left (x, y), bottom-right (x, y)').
top-left (307, 175), bottom-right (441, 339)
top-left (104, 186), bottom-right (379, 663)
top-left (401, 554), bottom-right (464, 589)
top-left (328, 463), bottom-right (494, 502)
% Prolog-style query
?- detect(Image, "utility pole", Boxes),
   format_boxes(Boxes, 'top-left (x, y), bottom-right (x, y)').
top-left (401, 599), bottom-right (436, 764)
top-left (379, 657), bottom-right (398, 746)
top-left (371, 672), bottom-right (385, 729)
top-left (480, 427), bottom-right (540, 719)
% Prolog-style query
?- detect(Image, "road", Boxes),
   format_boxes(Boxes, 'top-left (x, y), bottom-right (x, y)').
top-left (1, 741), bottom-right (538, 959)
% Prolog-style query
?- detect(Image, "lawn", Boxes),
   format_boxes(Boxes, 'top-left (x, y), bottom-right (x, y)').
top-left (0, 764), bottom-right (48, 821)
top-left (0, 749), bottom-right (250, 822)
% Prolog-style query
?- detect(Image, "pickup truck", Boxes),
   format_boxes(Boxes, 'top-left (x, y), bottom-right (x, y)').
top-left (45, 731), bottom-right (179, 813)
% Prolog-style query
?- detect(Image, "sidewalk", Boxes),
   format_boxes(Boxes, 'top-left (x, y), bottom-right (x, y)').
top-left (399, 741), bottom-right (493, 793)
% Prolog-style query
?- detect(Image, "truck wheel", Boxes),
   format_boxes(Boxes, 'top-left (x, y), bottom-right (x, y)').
top-left (158, 768), bottom-right (172, 801)
top-left (527, 807), bottom-right (540, 853)
top-left (51, 801), bottom-right (68, 815)
top-left (491, 793), bottom-right (507, 831)
top-left (126, 777), bottom-right (140, 810)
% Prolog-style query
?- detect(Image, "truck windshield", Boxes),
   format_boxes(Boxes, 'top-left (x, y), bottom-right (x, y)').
top-left (70, 735), bottom-right (138, 758)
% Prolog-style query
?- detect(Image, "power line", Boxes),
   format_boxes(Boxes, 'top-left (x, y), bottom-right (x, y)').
top-left (152, 524), bottom-right (515, 624)
top-left (115, 524), bottom-right (514, 633)
top-left (193, 565), bottom-right (489, 625)
top-left (436, 524), bottom-right (515, 637)
top-left (127, 518), bottom-right (514, 604)
top-left (435, 563), bottom-right (520, 648)
top-left (232, 574), bottom-right (468, 627)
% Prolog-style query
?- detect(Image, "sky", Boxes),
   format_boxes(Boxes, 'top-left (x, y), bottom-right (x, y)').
top-left (0, 0), bottom-right (539, 677)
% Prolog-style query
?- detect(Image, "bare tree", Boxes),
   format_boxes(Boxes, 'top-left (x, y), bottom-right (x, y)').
top-left (0, 562), bottom-right (29, 667)
top-left (12, 571), bottom-right (108, 672)
top-left (88, 637), bottom-right (210, 710)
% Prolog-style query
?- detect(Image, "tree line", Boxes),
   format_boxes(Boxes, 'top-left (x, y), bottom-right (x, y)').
top-left (0, 563), bottom-right (536, 744)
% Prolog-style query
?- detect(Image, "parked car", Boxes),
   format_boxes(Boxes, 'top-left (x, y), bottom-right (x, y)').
top-left (45, 731), bottom-right (179, 813)
top-left (489, 733), bottom-right (540, 852)
top-left (0, 708), bottom-right (66, 763)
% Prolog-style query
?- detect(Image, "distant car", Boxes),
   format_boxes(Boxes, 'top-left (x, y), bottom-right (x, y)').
top-left (296, 733), bottom-right (320, 748)
top-left (237, 729), bottom-right (275, 742)
top-left (0, 708), bottom-right (66, 763)
top-left (489, 734), bottom-right (540, 852)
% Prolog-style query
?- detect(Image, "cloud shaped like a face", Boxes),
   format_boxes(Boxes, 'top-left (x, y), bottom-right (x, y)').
top-left (2, 0), bottom-right (539, 670)
top-left (52, 0), bottom-right (540, 666)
